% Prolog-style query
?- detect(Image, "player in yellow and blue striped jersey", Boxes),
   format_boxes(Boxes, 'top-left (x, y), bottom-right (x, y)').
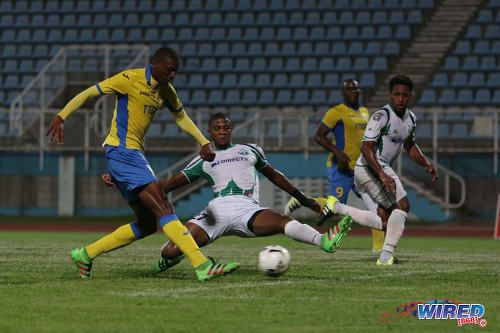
top-left (46, 47), bottom-right (239, 281)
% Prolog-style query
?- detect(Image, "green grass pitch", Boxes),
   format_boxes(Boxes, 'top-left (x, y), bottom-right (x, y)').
top-left (0, 231), bottom-right (498, 332)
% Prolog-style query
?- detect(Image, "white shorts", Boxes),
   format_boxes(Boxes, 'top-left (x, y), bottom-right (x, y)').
top-left (188, 195), bottom-right (267, 242)
top-left (354, 165), bottom-right (407, 210)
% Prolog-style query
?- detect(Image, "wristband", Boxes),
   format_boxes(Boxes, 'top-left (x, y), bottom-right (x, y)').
top-left (291, 189), bottom-right (309, 205)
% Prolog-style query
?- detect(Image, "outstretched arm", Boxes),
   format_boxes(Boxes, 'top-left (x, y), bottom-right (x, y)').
top-left (158, 172), bottom-right (190, 194)
top-left (46, 85), bottom-right (101, 144)
top-left (404, 139), bottom-right (438, 182)
top-left (259, 164), bottom-right (321, 213)
top-left (171, 110), bottom-right (215, 162)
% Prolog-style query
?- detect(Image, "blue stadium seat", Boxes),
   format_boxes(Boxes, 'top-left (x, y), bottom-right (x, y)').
top-left (272, 73), bottom-right (288, 87)
top-left (407, 10), bottom-right (422, 23)
top-left (450, 124), bottom-right (468, 138)
top-left (4, 75), bottom-right (19, 89)
top-left (297, 42), bottom-right (313, 55)
top-left (32, 29), bottom-right (47, 42)
top-left (302, 58), bottom-right (317, 71)
top-left (474, 89), bottom-right (491, 104)
top-left (480, 56), bottom-right (496, 70)
top-left (486, 73), bottom-right (500, 87)
top-left (217, 58), bottom-right (233, 72)
top-left (221, 74), bottom-right (237, 87)
top-left (465, 25), bottom-right (482, 39)
top-left (231, 43), bottom-right (246, 56)
top-left (306, 73), bottom-right (322, 87)
top-left (251, 58), bottom-right (267, 71)
top-left (225, 89), bottom-right (240, 105)
top-left (376, 25), bottom-right (392, 39)
top-left (188, 74), bottom-right (203, 88)
top-left (456, 89), bottom-right (474, 104)
top-left (194, 27), bottom-right (209, 41)
top-left (485, 24), bottom-right (500, 38)
top-left (442, 56), bottom-right (460, 71)
top-left (355, 11), bottom-right (371, 24)
top-left (383, 41), bottom-right (400, 55)
top-left (360, 72), bottom-right (375, 87)
top-left (227, 27), bottom-right (243, 41)
top-left (269, 58), bottom-right (283, 71)
top-left (256, 73), bottom-right (271, 86)
top-left (353, 57), bottom-right (369, 71)
top-left (492, 40), bottom-right (500, 54)
top-left (438, 89), bottom-right (456, 104)
top-left (285, 58), bottom-right (301, 72)
top-left (469, 73), bottom-right (485, 87)
top-left (493, 89), bottom-right (500, 103)
top-left (348, 41), bottom-right (364, 55)
top-left (326, 27), bottom-right (342, 39)
top-left (235, 58), bottom-right (250, 71)
top-left (331, 42), bottom-right (347, 55)
top-left (394, 25), bottom-right (411, 39)
top-left (208, 90), bottom-right (224, 104)
top-left (311, 90), bottom-right (327, 104)
top-left (372, 10), bottom-right (387, 24)
top-left (319, 58), bottom-right (334, 71)
top-left (206, 73), bottom-right (221, 86)
top-left (431, 73), bottom-right (448, 87)
top-left (247, 42), bottom-right (263, 55)
top-left (190, 90), bottom-right (207, 105)
top-left (462, 56), bottom-right (479, 71)
top-left (473, 40), bottom-right (490, 54)
top-left (419, 89), bottom-right (436, 104)
top-left (336, 57), bottom-right (352, 71)
top-left (289, 73), bottom-right (306, 87)
top-left (338, 11), bottom-right (354, 24)
top-left (352, 0), bottom-right (367, 9)
top-left (454, 41), bottom-right (471, 55)
top-left (343, 26), bottom-right (359, 39)
top-left (201, 58), bottom-right (216, 71)
top-left (276, 90), bottom-right (292, 104)
top-left (110, 29), bottom-right (126, 42)
top-left (214, 43), bottom-right (230, 56)
top-left (241, 89), bottom-right (257, 105)
top-left (367, 0), bottom-right (384, 9)
top-left (450, 72), bottom-right (467, 87)
top-left (389, 10), bottom-right (405, 24)
top-left (281, 42), bottom-right (296, 55)
top-left (371, 57), bottom-right (387, 71)
top-left (477, 9), bottom-right (493, 23)
top-left (225, 12), bottom-right (239, 25)
top-left (366, 41), bottom-right (382, 54)
top-left (259, 89), bottom-right (275, 104)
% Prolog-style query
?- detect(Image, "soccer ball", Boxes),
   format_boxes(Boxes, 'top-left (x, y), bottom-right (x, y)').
top-left (258, 245), bottom-right (291, 277)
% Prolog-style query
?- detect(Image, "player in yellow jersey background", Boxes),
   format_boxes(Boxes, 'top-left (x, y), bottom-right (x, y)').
top-left (46, 47), bottom-right (239, 281)
top-left (284, 79), bottom-right (385, 252)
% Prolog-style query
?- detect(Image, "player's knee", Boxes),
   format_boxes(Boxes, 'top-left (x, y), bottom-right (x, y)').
top-left (396, 197), bottom-right (410, 212)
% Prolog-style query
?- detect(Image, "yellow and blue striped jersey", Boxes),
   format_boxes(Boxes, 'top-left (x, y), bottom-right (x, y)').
top-left (321, 102), bottom-right (370, 170)
top-left (97, 64), bottom-right (183, 151)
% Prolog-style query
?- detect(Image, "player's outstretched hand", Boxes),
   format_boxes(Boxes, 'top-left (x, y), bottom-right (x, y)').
top-left (200, 143), bottom-right (216, 161)
top-left (302, 197), bottom-right (321, 213)
top-left (46, 115), bottom-right (64, 144)
top-left (101, 173), bottom-right (115, 187)
top-left (426, 164), bottom-right (438, 182)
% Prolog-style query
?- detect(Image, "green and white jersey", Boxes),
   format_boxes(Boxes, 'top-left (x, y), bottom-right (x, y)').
top-left (181, 143), bottom-right (268, 203)
top-left (356, 104), bottom-right (416, 167)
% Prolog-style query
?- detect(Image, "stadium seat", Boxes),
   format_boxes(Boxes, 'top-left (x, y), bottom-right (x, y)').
top-left (206, 73), bottom-right (221, 86)
top-left (473, 40), bottom-right (490, 54)
top-left (319, 58), bottom-right (334, 71)
top-left (258, 89), bottom-right (275, 104)
top-left (456, 89), bottom-right (474, 104)
top-left (477, 9), bottom-right (493, 23)
top-left (485, 24), bottom-right (500, 38)
top-left (239, 74), bottom-right (254, 87)
top-left (492, 89), bottom-right (500, 103)
top-left (438, 89), bottom-right (456, 104)
top-left (371, 56), bottom-right (387, 71)
top-left (289, 73), bottom-right (306, 87)
top-left (208, 90), bottom-right (224, 104)
top-left (360, 72), bottom-right (375, 87)
top-left (450, 72), bottom-right (467, 87)
top-left (454, 41), bottom-right (471, 55)
top-left (462, 56), bottom-right (479, 71)
top-left (442, 56), bottom-right (460, 71)
top-left (465, 25), bottom-right (482, 39)
top-left (394, 25), bottom-right (411, 39)
top-left (486, 73), bottom-right (500, 87)
top-left (306, 73), bottom-right (322, 87)
top-left (431, 73), bottom-right (448, 87)
top-left (383, 41), bottom-right (400, 55)
top-left (225, 89), bottom-right (240, 105)
top-left (221, 74), bottom-right (237, 87)
top-left (474, 89), bottom-right (491, 104)
top-left (419, 89), bottom-right (436, 104)
top-left (311, 90), bottom-right (327, 104)
top-left (353, 57), bottom-right (369, 71)
top-left (256, 73), bottom-right (271, 86)
top-left (469, 73), bottom-right (485, 87)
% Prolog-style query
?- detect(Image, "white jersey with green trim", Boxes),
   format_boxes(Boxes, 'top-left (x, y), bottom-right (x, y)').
top-left (356, 104), bottom-right (416, 167)
top-left (181, 143), bottom-right (268, 203)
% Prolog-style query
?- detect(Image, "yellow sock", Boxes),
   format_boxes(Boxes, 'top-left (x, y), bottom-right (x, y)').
top-left (372, 229), bottom-right (385, 251)
top-left (312, 197), bottom-right (328, 210)
top-left (160, 214), bottom-right (207, 268)
top-left (85, 224), bottom-right (137, 259)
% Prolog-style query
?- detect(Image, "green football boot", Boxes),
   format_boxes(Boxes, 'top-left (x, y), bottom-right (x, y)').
top-left (320, 214), bottom-right (352, 253)
top-left (71, 247), bottom-right (92, 279)
top-left (151, 255), bottom-right (185, 273)
top-left (195, 258), bottom-right (240, 281)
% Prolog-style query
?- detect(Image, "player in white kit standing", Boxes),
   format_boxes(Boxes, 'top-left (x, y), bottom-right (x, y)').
top-left (319, 75), bottom-right (438, 265)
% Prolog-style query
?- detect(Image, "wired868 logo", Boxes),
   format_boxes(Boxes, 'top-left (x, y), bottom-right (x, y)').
top-left (380, 299), bottom-right (487, 327)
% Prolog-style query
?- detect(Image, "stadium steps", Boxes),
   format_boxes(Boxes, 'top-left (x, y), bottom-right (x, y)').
top-left (366, 0), bottom-right (487, 109)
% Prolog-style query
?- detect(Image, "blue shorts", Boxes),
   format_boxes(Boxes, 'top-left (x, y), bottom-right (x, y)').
top-left (327, 165), bottom-right (360, 203)
top-left (106, 145), bottom-right (157, 203)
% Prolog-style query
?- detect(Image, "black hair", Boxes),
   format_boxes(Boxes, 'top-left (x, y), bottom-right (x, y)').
top-left (389, 75), bottom-right (413, 92)
top-left (151, 47), bottom-right (179, 63)
top-left (208, 112), bottom-right (231, 128)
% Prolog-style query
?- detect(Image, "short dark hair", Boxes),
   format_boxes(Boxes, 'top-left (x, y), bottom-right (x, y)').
top-left (152, 47), bottom-right (179, 63)
top-left (342, 78), bottom-right (358, 88)
top-left (208, 112), bottom-right (231, 128)
top-left (389, 75), bottom-right (413, 92)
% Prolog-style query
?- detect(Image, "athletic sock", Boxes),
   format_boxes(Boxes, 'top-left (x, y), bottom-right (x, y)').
top-left (159, 214), bottom-right (207, 268)
top-left (372, 229), bottom-right (385, 251)
top-left (334, 202), bottom-right (383, 230)
top-left (284, 220), bottom-right (322, 246)
top-left (379, 209), bottom-right (407, 263)
top-left (85, 222), bottom-right (141, 259)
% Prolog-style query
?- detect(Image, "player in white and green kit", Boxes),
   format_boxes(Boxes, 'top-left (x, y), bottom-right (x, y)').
top-left (149, 113), bottom-right (353, 272)
top-left (319, 75), bottom-right (438, 265)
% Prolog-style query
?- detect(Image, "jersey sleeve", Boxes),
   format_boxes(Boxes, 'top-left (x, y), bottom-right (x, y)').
top-left (320, 107), bottom-right (340, 130)
top-left (407, 111), bottom-right (417, 142)
top-left (95, 70), bottom-right (134, 95)
top-left (362, 109), bottom-right (389, 142)
top-left (159, 83), bottom-right (183, 113)
top-left (248, 144), bottom-right (268, 170)
top-left (181, 157), bottom-right (204, 183)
